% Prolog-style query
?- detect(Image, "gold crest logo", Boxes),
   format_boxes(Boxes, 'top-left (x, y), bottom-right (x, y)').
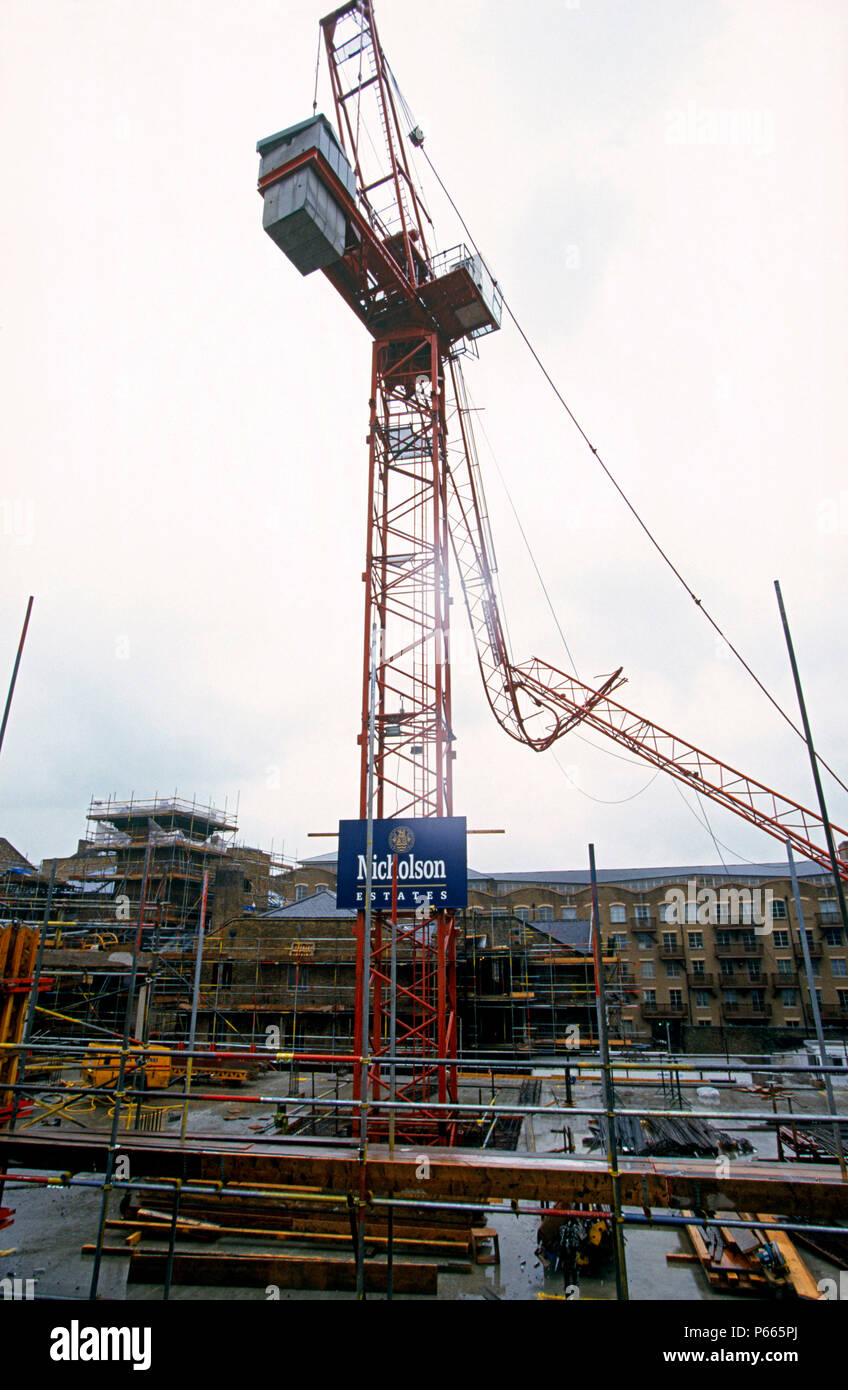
top-left (387, 825), bottom-right (415, 854)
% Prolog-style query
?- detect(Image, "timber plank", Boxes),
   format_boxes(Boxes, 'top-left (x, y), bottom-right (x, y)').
top-left (3, 1130), bottom-right (846, 1220)
top-left (124, 1248), bottom-right (438, 1293)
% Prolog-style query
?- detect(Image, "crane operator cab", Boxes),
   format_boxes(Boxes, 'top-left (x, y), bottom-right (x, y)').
top-left (257, 114), bottom-right (502, 344)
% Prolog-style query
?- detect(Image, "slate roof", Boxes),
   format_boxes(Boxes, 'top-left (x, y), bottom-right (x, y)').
top-left (524, 918), bottom-right (593, 950)
top-left (295, 853), bottom-right (828, 885)
top-left (258, 889), bottom-right (356, 921)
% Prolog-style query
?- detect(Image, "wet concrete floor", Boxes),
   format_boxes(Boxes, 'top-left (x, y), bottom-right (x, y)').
top-left (2, 1056), bottom-right (841, 1301)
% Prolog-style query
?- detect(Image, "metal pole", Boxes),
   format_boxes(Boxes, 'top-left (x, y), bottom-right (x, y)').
top-left (88, 839), bottom-right (152, 1299)
top-left (387, 853), bottom-right (398, 1301)
top-left (180, 870), bottom-right (209, 1143)
top-left (356, 621), bottom-right (378, 1300)
top-left (162, 1180), bottom-right (182, 1300)
top-left (774, 580), bottom-right (848, 933)
top-left (388, 853), bottom-right (398, 1155)
top-left (786, 841), bottom-right (847, 1180)
top-left (0, 595), bottom-right (33, 761)
top-left (588, 844), bottom-right (629, 1300)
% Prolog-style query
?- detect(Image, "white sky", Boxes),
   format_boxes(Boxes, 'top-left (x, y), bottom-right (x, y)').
top-left (1, 0), bottom-right (846, 873)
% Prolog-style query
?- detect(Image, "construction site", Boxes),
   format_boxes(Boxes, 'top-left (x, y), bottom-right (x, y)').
top-left (1, 0), bottom-right (847, 1341)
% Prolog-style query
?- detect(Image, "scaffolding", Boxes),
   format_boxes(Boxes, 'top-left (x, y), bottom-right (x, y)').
top-left (1, 840), bottom-right (846, 1302)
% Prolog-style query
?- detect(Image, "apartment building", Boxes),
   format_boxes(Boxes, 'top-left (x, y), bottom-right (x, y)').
top-left (281, 852), bottom-right (847, 1049)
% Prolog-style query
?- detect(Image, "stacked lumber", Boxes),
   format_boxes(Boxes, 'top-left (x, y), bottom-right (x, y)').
top-left (82, 1184), bottom-right (480, 1294)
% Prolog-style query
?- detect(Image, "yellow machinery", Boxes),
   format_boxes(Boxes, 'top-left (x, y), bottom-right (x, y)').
top-left (82, 1042), bottom-right (171, 1091)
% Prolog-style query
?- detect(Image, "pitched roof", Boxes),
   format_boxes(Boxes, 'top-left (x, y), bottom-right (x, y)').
top-left (296, 851), bottom-right (827, 886)
top-left (525, 918), bottom-right (593, 950)
top-left (259, 889), bottom-right (356, 920)
top-left (0, 838), bottom-right (33, 871)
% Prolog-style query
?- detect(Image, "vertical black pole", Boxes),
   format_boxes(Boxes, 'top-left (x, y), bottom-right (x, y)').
top-left (88, 839), bottom-right (152, 1299)
top-left (786, 841), bottom-right (846, 1179)
top-left (774, 580), bottom-right (848, 934)
top-left (589, 844), bottom-right (629, 1300)
top-left (0, 596), bottom-right (34, 760)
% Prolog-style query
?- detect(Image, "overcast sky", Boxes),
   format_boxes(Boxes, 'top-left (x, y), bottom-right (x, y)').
top-left (1, 0), bottom-right (846, 874)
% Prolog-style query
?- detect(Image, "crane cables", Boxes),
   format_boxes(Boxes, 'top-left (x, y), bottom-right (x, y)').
top-left (411, 140), bottom-right (848, 802)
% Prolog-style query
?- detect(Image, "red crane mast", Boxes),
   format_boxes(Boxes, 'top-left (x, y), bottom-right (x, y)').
top-left (258, 0), bottom-right (847, 1142)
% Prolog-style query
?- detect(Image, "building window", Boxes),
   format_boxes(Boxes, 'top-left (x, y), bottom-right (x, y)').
top-left (747, 961), bottom-right (763, 982)
top-left (561, 906), bottom-right (577, 920)
top-left (514, 907), bottom-right (530, 922)
top-left (688, 932), bottom-right (703, 949)
top-left (716, 931), bottom-right (731, 947)
top-left (288, 964), bottom-right (309, 988)
top-left (777, 958), bottom-right (793, 977)
top-left (609, 904), bottom-right (626, 924)
top-left (773, 930), bottom-right (790, 949)
top-left (825, 927), bottom-right (843, 946)
top-left (690, 959), bottom-right (706, 977)
top-left (665, 962), bottom-right (682, 979)
top-left (643, 989), bottom-right (656, 1006)
top-left (608, 934), bottom-right (627, 952)
top-left (723, 988), bottom-right (738, 1004)
top-left (771, 899), bottom-right (788, 920)
top-left (781, 989), bottom-right (797, 1006)
top-left (838, 990), bottom-right (848, 1012)
top-left (537, 905), bottom-right (553, 922)
top-left (295, 883), bottom-right (308, 901)
top-left (661, 932), bottom-right (678, 953)
top-left (669, 989), bottom-right (683, 1009)
top-left (833, 959), bottom-right (848, 977)
top-left (659, 903), bottom-right (675, 924)
top-left (634, 904), bottom-right (651, 922)
top-left (641, 960), bottom-right (655, 980)
top-left (695, 991), bottom-right (710, 1009)
top-left (636, 933), bottom-right (653, 950)
top-left (820, 899), bottom-right (840, 922)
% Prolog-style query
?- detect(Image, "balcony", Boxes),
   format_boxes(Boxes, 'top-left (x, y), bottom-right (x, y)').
top-left (642, 1001), bottom-right (686, 1018)
top-left (769, 971), bottom-right (799, 987)
top-left (630, 916), bottom-right (656, 930)
top-left (794, 941), bottom-right (823, 961)
top-left (817, 913), bottom-right (842, 929)
top-left (716, 970), bottom-right (766, 988)
top-left (687, 972), bottom-right (717, 988)
top-left (722, 1001), bottom-right (771, 1021)
top-left (818, 1005), bottom-right (848, 1022)
top-left (714, 940), bottom-right (763, 958)
top-left (658, 947), bottom-right (685, 961)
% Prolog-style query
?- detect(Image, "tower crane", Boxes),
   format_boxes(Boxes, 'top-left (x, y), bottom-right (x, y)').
top-left (258, 0), bottom-right (847, 1142)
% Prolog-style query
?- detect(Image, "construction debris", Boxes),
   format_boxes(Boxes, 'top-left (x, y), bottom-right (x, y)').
top-left (675, 1212), bottom-right (822, 1299)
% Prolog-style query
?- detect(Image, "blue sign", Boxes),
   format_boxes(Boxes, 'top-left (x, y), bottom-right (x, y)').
top-left (336, 816), bottom-right (467, 910)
